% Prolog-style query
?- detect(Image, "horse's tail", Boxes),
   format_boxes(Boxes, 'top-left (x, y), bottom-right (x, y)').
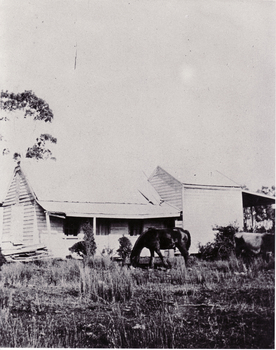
top-left (184, 229), bottom-right (191, 251)
top-left (177, 228), bottom-right (191, 251)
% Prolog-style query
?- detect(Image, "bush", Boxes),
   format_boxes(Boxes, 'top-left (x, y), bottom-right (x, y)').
top-left (83, 221), bottom-right (97, 260)
top-left (198, 225), bottom-right (237, 261)
top-left (117, 236), bottom-right (132, 265)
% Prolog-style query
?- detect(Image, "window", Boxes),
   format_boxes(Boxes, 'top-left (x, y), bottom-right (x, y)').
top-left (129, 220), bottom-right (143, 236)
top-left (96, 219), bottom-right (110, 235)
top-left (64, 218), bottom-right (80, 236)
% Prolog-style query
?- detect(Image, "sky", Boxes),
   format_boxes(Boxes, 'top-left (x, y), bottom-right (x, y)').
top-left (0, 0), bottom-right (275, 192)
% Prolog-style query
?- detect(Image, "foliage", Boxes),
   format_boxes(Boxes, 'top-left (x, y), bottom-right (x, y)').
top-left (0, 90), bottom-right (56, 160)
top-left (0, 248), bottom-right (6, 268)
top-left (26, 133), bottom-right (57, 160)
top-left (0, 90), bottom-right (53, 122)
top-left (198, 225), bottom-right (237, 261)
top-left (257, 185), bottom-right (275, 197)
top-left (254, 186), bottom-right (275, 233)
top-left (117, 236), bottom-right (132, 264)
top-left (82, 221), bottom-right (97, 260)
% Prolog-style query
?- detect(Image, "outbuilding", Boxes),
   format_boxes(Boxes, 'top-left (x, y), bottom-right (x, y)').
top-left (148, 166), bottom-right (275, 253)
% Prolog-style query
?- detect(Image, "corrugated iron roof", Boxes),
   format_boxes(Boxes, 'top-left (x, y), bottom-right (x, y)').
top-left (20, 159), bottom-right (158, 204)
top-left (152, 165), bottom-right (241, 188)
top-left (39, 200), bottom-right (180, 218)
top-left (1, 158), bottom-right (180, 218)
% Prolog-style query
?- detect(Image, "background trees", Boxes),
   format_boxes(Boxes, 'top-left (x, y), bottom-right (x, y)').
top-left (243, 186), bottom-right (275, 233)
top-left (254, 186), bottom-right (275, 233)
top-left (0, 90), bottom-right (57, 160)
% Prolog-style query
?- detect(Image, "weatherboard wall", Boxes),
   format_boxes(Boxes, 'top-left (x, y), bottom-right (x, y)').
top-left (1, 167), bottom-right (38, 249)
top-left (148, 167), bottom-right (244, 253)
top-left (1, 163), bottom-right (180, 259)
top-left (182, 185), bottom-right (243, 253)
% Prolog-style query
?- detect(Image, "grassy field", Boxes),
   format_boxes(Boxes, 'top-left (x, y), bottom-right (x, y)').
top-left (0, 255), bottom-right (274, 348)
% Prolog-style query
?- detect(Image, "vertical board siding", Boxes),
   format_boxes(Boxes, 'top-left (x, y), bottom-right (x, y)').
top-left (149, 168), bottom-right (182, 210)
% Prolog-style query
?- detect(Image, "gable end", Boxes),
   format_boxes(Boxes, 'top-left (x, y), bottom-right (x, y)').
top-left (3, 166), bottom-right (36, 206)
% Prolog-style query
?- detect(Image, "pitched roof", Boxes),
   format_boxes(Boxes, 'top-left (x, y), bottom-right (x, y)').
top-left (1, 158), bottom-right (180, 218)
top-left (151, 165), bottom-right (241, 188)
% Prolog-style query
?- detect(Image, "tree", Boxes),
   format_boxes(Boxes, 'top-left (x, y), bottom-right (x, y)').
top-left (26, 133), bottom-right (57, 160)
top-left (0, 90), bottom-right (53, 122)
top-left (0, 90), bottom-right (56, 160)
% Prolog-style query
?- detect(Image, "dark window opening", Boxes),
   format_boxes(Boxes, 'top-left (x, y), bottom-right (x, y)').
top-left (64, 218), bottom-right (81, 236)
top-left (96, 219), bottom-right (110, 235)
top-left (129, 220), bottom-right (143, 236)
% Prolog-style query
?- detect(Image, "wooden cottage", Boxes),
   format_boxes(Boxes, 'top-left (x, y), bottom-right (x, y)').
top-left (0, 161), bottom-right (180, 260)
top-left (148, 166), bottom-right (275, 253)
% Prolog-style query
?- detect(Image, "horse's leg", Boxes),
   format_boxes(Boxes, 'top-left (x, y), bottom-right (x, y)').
top-left (155, 248), bottom-right (170, 268)
top-left (177, 244), bottom-right (189, 266)
top-left (149, 249), bottom-right (155, 268)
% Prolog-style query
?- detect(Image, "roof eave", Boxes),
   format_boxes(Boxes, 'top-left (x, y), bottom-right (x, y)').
top-left (242, 190), bottom-right (275, 207)
top-left (183, 183), bottom-right (241, 190)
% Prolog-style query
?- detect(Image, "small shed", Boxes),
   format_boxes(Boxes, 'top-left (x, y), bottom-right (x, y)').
top-left (0, 160), bottom-right (180, 259)
top-left (148, 166), bottom-right (275, 253)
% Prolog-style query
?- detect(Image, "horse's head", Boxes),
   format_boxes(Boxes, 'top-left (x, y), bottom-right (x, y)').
top-left (130, 252), bottom-right (139, 267)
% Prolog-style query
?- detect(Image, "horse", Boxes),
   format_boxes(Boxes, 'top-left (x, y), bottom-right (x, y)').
top-left (130, 227), bottom-right (191, 269)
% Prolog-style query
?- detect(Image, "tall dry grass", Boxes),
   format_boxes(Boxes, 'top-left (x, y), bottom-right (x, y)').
top-left (0, 255), bottom-right (274, 348)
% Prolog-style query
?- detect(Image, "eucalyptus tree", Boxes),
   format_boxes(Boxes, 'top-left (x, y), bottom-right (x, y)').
top-left (0, 90), bottom-right (57, 160)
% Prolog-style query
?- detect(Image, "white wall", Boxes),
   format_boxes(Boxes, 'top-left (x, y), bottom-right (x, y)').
top-left (183, 186), bottom-right (243, 253)
top-left (43, 232), bottom-right (150, 259)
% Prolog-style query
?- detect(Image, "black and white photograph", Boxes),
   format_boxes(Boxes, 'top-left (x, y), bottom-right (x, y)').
top-left (0, 0), bottom-right (274, 348)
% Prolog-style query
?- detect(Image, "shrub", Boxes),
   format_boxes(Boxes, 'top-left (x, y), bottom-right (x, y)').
top-left (82, 221), bottom-right (97, 261)
top-left (198, 225), bottom-right (237, 261)
top-left (0, 248), bottom-right (6, 269)
top-left (117, 236), bottom-right (132, 265)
